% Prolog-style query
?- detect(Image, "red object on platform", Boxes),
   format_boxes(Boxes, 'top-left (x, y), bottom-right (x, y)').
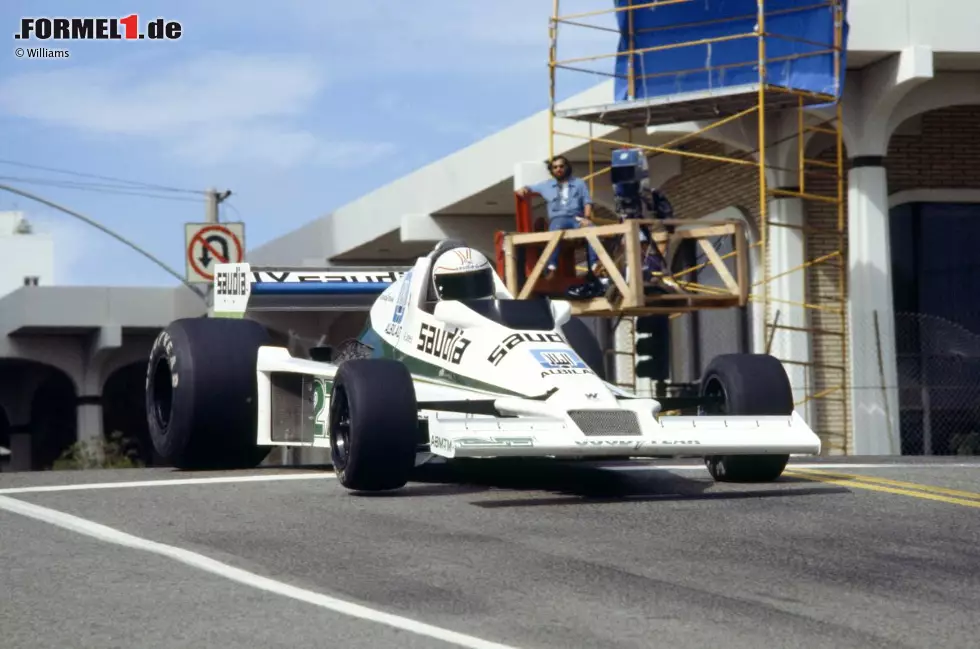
top-left (494, 192), bottom-right (581, 296)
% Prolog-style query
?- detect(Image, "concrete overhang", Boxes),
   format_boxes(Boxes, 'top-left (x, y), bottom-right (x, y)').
top-left (0, 286), bottom-right (206, 338)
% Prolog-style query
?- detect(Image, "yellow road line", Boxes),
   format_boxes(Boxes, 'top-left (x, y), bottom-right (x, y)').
top-left (783, 469), bottom-right (980, 509)
top-left (790, 468), bottom-right (980, 501)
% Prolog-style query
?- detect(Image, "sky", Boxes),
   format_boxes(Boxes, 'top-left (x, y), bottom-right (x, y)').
top-left (0, 0), bottom-right (617, 287)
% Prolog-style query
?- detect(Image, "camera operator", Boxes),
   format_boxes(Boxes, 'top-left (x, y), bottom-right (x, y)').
top-left (516, 155), bottom-right (600, 281)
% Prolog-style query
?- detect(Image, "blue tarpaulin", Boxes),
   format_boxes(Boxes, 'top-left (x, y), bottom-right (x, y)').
top-left (612, 0), bottom-right (848, 103)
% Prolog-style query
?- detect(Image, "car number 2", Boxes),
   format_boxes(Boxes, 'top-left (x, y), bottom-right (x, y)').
top-left (312, 378), bottom-right (330, 437)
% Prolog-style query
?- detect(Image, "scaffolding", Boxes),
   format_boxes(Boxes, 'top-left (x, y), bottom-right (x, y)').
top-left (539, 0), bottom-right (850, 453)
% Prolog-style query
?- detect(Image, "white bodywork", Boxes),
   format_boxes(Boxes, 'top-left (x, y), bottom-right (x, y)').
top-left (215, 252), bottom-right (821, 461)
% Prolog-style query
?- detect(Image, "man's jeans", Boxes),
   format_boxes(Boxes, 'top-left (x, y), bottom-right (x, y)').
top-left (546, 216), bottom-right (598, 272)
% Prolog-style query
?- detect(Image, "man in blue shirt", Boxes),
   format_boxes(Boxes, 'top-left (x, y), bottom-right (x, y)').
top-left (516, 155), bottom-right (599, 280)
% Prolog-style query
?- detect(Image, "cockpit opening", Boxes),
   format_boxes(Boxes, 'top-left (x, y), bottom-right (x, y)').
top-left (457, 297), bottom-right (556, 331)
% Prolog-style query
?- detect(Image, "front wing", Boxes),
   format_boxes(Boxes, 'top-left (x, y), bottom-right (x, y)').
top-left (425, 409), bottom-right (820, 459)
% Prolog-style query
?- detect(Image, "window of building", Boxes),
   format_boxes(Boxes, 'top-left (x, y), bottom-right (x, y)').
top-left (889, 201), bottom-right (980, 455)
top-left (890, 202), bottom-right (980, 333)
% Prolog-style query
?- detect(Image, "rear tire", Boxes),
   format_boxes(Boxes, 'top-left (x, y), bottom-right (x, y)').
top-left (146, 318), bottom-right (273, 470)
top-left (328, 359), bottom-right (418, 491)
top-left (699, 353), bottom-right (794, 482)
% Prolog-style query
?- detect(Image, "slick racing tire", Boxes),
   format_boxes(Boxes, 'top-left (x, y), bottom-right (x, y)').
top-left (699, 353), bottom-right (794, 483)
top-left (146, 317), bottom-right (273, 470)
top-left (328, 359), bottom-right (418, 492)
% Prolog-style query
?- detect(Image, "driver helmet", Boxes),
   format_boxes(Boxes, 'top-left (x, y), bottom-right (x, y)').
top-left (431, 247), bottom-right (495, 301)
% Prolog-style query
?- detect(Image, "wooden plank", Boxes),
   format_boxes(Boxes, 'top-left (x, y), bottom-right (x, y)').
top-left (672, 224), bottom-right (738, 239)
top-left (501, 214), bottom-right (750, 317)
top-left (569, 301), bottom-right (742, 317)
top-left (518, 234), bottom-right (562, 299)
top-left (509, 221), bottom-right (631, 245)
top-left (697, 238), bottom-right (740, 294)
top-left (585, 231), bottom-right (631, 305)
top-left (504, 237), bottom-right (518, 296)
top-left (569, 297), bottom-right (615, 314)
top-left (624, 220), bottom-right (643, 307)
top-left (640, 293), bottom-right (737, 301)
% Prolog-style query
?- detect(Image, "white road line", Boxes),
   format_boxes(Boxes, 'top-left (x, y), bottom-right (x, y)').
top-left (0, 494), bottom-right (520, 649)
top-left (0, 472), bottom-right (337, 495)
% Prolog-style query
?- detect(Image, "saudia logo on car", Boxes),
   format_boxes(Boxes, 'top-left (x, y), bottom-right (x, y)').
top-left (215, 269), bottom-right (248, 296)
top-left (416, 322), bottom-right (471, 365)
top-left (487, 332), bottom-right (565, 366)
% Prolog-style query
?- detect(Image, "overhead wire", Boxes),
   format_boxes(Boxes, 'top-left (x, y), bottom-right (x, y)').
top-left (0, 175), bottom-right (204, 203)
top-left (0, 181), bottom-right (207, 301)
top-left (0, 158), bottom-right (205, 195)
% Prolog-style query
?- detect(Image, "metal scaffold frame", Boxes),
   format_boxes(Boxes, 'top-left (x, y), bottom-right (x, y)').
top-left (544, 0), bottom-right (850, 452)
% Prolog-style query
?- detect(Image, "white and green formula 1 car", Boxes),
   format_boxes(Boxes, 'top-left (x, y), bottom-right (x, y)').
top-left (145, 239), bottom-right (820, 492)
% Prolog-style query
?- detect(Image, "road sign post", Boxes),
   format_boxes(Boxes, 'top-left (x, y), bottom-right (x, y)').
top-left (185, 221), bottom-right (245, 283)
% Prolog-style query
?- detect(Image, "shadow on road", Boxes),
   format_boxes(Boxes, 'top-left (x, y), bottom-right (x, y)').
top-left (151, 457), bottom-right (853, 506)
top-left (344, 459), bottom-right (852, 507)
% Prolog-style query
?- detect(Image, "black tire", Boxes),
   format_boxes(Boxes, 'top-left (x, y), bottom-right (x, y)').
top-left (699, 353), bottom-right (794, 482)
top-left (146, 317), bottom-right (272, 470)
top-left (328, 358), bottom-right (418, 491)
top-left (561, 317), bottom-right (606, 380)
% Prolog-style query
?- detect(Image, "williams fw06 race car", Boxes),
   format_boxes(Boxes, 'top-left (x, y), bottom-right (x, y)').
top-left (145, 239), bottom-right (820, 492)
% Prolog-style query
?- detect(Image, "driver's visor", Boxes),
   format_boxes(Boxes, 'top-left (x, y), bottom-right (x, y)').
top-left (435, 269), bottom-right (494, 301)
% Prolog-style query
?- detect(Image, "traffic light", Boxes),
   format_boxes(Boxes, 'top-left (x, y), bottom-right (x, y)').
top-left (634, 315), bottom-right (670, 381)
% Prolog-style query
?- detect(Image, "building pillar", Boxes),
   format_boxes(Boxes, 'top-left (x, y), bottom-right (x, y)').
top-left (76, 395), bottom-right (105, 465)
top-left (75, 325), bottom-right (122, 462)
top-left (76, 396), bottom-right (103, 446)
top-left (847, 158), bottom-right (901, 454)
top-left (767, 195), bottom-right (813, 425)
top-left (0, 371), bottom-right (44, 471)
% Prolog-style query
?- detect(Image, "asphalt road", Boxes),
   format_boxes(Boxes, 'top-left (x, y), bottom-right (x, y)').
top-left (2, 457), bottom-right (980, 649)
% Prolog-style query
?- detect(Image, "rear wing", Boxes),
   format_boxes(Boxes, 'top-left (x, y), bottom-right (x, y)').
top-left (212, 262), bottom-right (410, 317)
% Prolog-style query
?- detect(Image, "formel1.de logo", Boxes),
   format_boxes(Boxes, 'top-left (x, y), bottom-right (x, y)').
top-left (15, 15), bottom-right (182, 41)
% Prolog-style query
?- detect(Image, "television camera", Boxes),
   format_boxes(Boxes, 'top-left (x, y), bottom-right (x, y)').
top-left (609, 148), bottom-right (673, 281)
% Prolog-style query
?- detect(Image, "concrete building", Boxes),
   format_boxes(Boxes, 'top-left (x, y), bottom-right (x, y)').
top-left (2, 0), bottom-right (980, 469)
top-left (0, 211), bottom-right (54, 296)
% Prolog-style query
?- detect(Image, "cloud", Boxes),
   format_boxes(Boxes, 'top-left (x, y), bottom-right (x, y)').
top-left (256, 1), bottom-right (620, 75)
top-left (173, 126), bottom-right (397, 169)
top-left (0, 52), bottom-right (321, 135)
top-left (312, 141), bottom-right (400, 168)
top-left (0, 51), bottom-right (396, 169)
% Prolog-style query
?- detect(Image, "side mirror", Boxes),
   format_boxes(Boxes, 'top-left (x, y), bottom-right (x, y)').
top-left (433, 300), bottom-right (484, 329)
top-left (551, 299), bottom-right (572, 326)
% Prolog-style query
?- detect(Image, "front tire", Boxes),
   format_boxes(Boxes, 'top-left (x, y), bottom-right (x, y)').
top-left (328, 359), bottom-right (419, 491)
top-left (699, 353), bottom-right (794, 482)
top-left (146, 317), bottom-right (273, 470)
